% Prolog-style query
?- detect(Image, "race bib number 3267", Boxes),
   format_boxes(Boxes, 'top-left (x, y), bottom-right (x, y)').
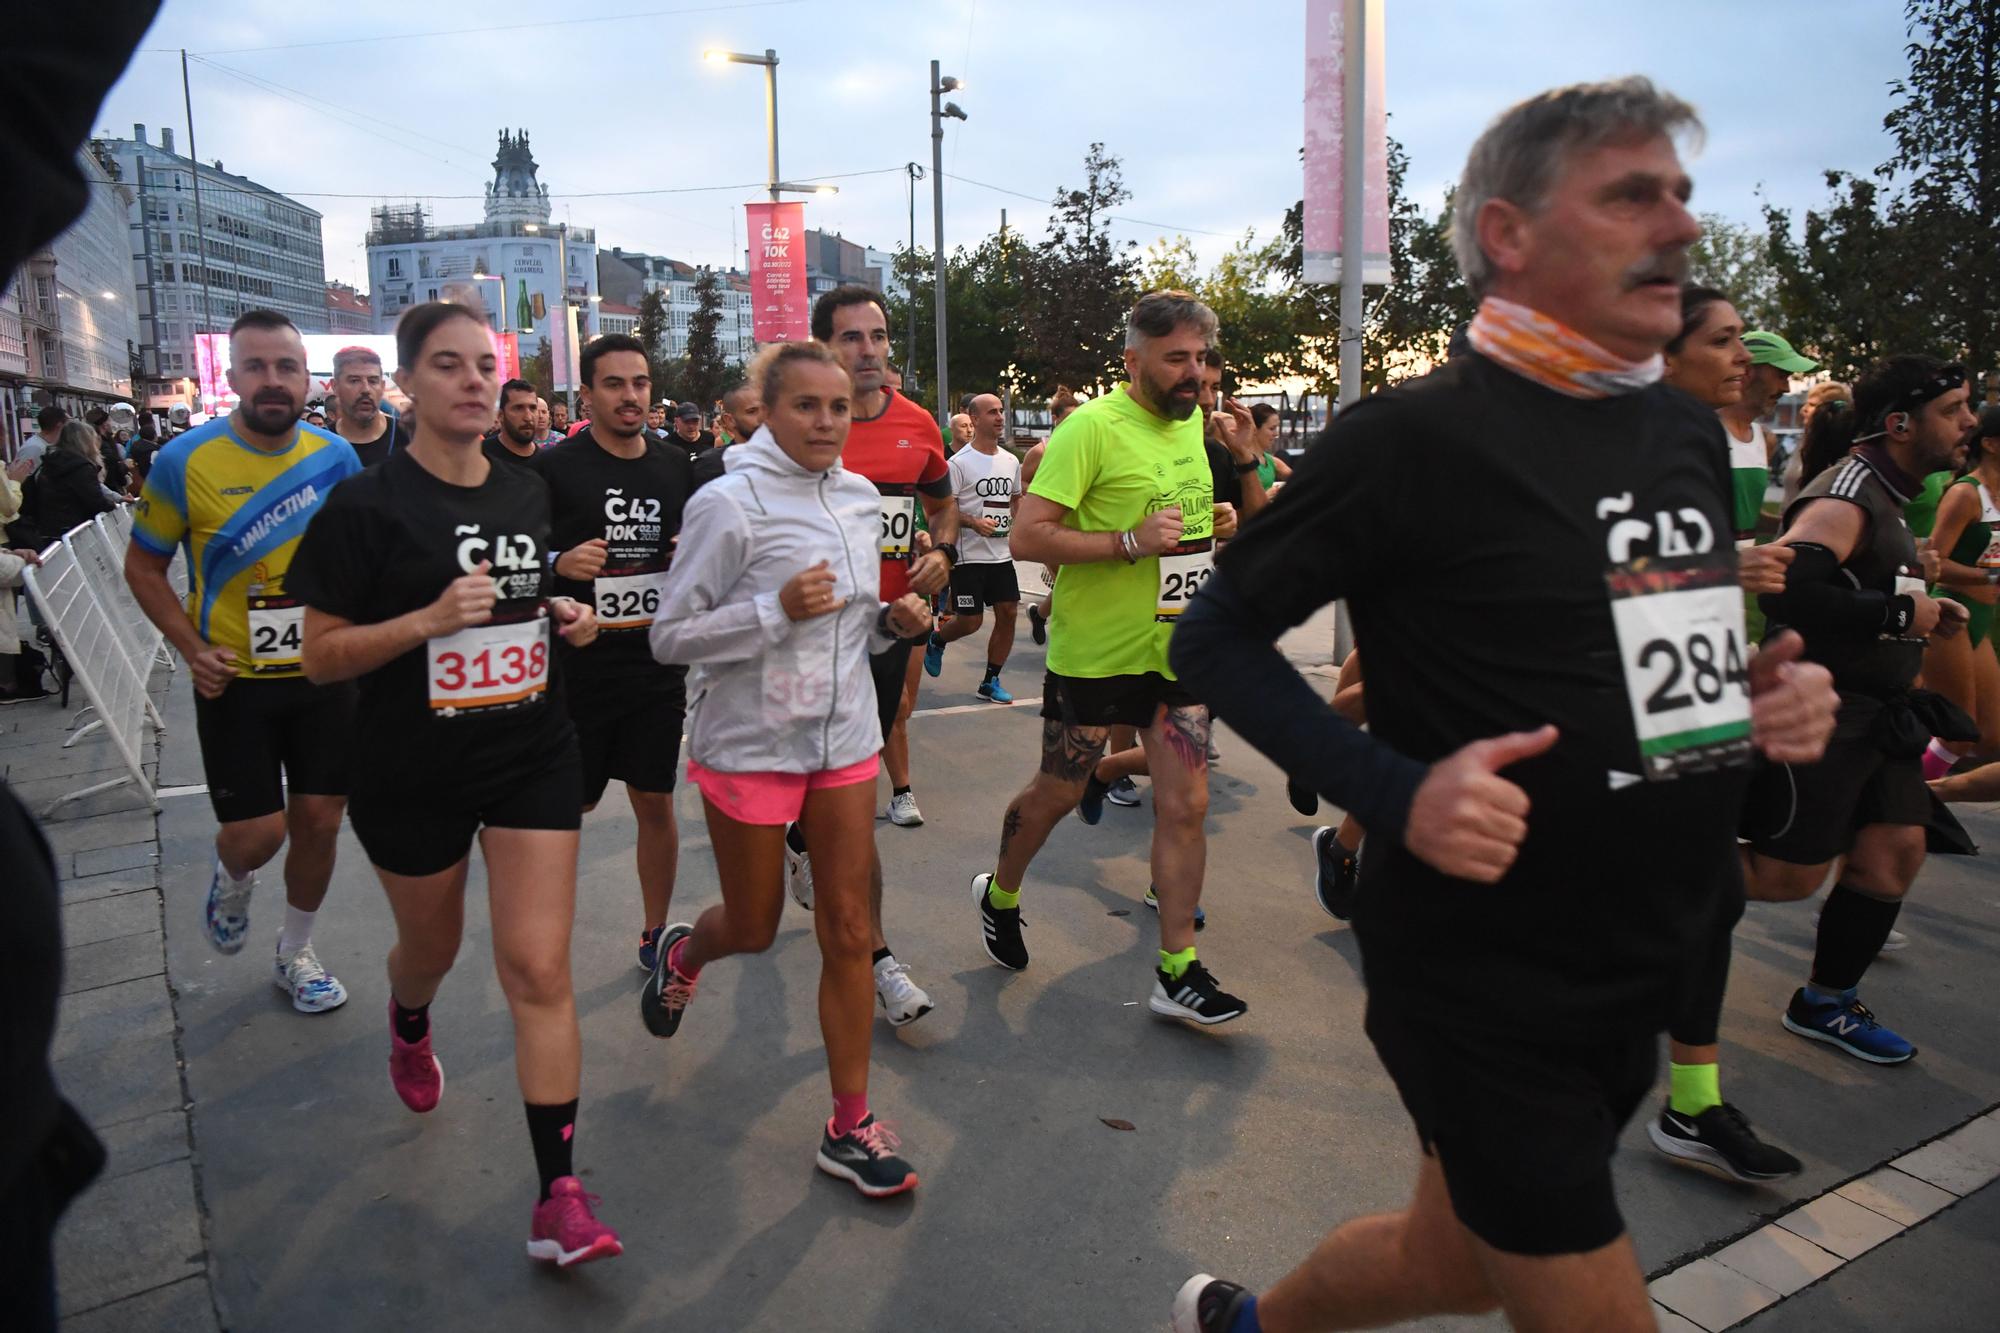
top-left (1606, 554), bottom-right (1752, 780)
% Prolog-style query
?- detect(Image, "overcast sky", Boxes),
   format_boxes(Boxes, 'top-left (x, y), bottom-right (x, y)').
top-left (96, 0), bottom-right (1916, 292)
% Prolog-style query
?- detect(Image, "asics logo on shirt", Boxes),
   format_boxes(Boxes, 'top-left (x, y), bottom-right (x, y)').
top-left (1596, 491), bottom-right (1716, 563)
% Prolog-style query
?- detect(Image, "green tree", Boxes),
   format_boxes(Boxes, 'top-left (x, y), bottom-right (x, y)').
top-left (679, 267), bottom-right (732, 409)
top-left (1276, 135), bottom-right (1472, 392)
top-left (1017, 143), bottom-right (1139, 394)
top-left (635, 289), bottom-right (669, 385)
top-left (1689, 212), bottom-right (1781, 330)
top-left (1762, 173), bottom-right (1947, 381)
top-left (1881, 0), bottom-right (1999, 388)
top-left (522, 336), bottom-right (553, 400)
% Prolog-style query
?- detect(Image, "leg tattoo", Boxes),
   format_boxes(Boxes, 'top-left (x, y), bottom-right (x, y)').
top-left (1038, 720), bottom-right (1109, 784)
top-left (1158, 704), bottom-right (1211, 772)
top-left (999, 804), bottom-right (1024, 861)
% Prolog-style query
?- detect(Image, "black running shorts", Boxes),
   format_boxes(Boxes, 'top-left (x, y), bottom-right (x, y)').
top-left (193, 676), bottom-right (356, 823)
top-left (1040, 670), bottom-right (1200, 731)
top-left (1742, 731), bottom-right (1929, 866)
top-left (349, 743), bottom-right (583, 878)
top-left (574, 683), bottom-right (686, 807)
top-left (1363, 999), bottom-right (1656, 1257)
top-left (947, 560), bottom-right (1020, 614)
top-left (871, 635), bottom-right (920, 743)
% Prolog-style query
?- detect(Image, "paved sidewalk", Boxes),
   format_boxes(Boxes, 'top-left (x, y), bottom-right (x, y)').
top-left (4, 669), bottom-right (221, 1333)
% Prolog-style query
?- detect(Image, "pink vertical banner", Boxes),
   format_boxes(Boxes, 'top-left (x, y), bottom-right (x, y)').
top-left (1303, 0), bottom-right (1390, 286)
top-left (745, 201), bottom-right (809, 343)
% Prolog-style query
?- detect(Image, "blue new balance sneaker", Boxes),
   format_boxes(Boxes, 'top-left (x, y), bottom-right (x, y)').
top-left (977, 676), bottom-right (1014, 704)
top-left (924, 634), bottom-right (945, 677)
top-left (1782, 988), bottom-right (1916, 1064)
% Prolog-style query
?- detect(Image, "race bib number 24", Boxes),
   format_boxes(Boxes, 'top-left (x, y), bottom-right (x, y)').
top-left (1606, 554), bottom-right (1752, 780)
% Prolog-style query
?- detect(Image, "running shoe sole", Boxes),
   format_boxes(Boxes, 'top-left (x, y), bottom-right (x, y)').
top-left (1644, 1118), bottom-right (1797, 1183)
top-left (815, 1150), bottom-right (919, 1198)
top-left (1172, 1274), bottom-right (1251, 1333)
top-left (878, 995), bottom-right (933, 1027)
top-left (1780, 1012), bottom-right (1917, 1064)
top-left (525, 1234), bottom-right (624, 1267)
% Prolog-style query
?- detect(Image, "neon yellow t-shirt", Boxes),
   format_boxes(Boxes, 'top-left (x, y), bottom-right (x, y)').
top-left (1029, 385), bottom-right (1213, 679)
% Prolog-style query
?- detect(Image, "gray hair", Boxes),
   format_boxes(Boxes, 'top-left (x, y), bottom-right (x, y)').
top-left (1126, 289), bottom-right (1218, 350)
top-left (1450, 77), bottom-right (1703, 297)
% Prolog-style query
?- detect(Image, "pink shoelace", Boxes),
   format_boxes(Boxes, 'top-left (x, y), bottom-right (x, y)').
top-left (851, 1120), bottom-right (904, 1157)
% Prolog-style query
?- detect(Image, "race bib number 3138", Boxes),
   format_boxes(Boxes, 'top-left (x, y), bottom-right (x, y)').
top-left (1606, 554), bottom-right (1752, 780)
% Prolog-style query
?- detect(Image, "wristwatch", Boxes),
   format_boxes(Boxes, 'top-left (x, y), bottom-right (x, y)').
top-left (934, 541), bottom-right (960, 567)
top-left (1233, 459), bottom-right (1259, 475)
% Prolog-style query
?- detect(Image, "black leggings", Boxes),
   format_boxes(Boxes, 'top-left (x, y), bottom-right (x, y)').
top-left (1670, 917), bottom-right (1735, 1049)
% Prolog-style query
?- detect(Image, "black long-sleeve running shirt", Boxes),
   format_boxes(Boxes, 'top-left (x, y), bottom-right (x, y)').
top-left (1171, 352), bottom-right (1753, 1040)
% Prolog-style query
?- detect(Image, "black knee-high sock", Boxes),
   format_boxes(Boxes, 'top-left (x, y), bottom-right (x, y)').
top-left (1812, 883), bottom-right (1903, 994)
top-left (525, 1099), bottom-right (579, 1200)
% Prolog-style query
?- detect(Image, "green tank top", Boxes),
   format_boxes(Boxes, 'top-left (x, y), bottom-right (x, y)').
top-left (1904, 470), bottom-right (1952, 539)
top-left (1255, 454), bottom-right (1277, 491)
top-left (1944, 476), bottom-right (1992, 569)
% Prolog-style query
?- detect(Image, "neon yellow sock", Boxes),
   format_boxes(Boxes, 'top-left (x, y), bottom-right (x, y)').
top-left (1159, 946), bottom-right (1197, 980)
top-left (1668, 1061), bottom-right (1721, 1117)
top-left (986, 878), bottom-right (1021, 910)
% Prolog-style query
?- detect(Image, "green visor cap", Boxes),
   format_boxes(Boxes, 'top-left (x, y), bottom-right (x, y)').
top-left (1742, 330), bottom-right (1818, 373)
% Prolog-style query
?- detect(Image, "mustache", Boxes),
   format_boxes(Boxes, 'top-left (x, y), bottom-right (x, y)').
top-left (1623, 251), bottom-right (1690, 289)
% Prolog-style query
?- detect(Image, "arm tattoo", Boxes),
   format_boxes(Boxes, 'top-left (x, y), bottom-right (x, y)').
top-left (1038, 719), bottom-right (1109, 784)
top-left (1157, 704), bottom-right (1211, 772)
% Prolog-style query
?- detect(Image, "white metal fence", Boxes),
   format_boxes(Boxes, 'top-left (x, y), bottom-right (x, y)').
top-left (20, 511), bottom-right (170, 816)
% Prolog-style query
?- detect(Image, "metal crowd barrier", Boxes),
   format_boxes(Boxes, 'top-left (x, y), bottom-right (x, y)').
top-left (20, 513), bottom-right (167, 816)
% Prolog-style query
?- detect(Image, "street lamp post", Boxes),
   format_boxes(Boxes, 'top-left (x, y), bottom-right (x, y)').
top-left (703, 49), bottom-right (841, 202)
top-left (929, 61), bottom-right (967, 435)
top-left (906, 162), bottom-right (923, 396)
top-left (524, 221), bottom-right (578, 414)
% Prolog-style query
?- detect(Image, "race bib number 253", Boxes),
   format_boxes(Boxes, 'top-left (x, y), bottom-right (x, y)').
top-left (1606, 554), bottom-right (1752, 780)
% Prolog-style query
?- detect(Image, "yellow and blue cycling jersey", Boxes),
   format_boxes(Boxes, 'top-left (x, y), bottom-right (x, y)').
top-left (132, 417), bottom-right (362, 679)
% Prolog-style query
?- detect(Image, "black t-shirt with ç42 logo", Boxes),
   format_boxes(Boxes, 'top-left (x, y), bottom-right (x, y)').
top-left (1212, 352), bottom-right (1752, 1042)
top-left (538, 427), bottom-right (692, 697)
top-left (286, 446), bottom-right (571, 796)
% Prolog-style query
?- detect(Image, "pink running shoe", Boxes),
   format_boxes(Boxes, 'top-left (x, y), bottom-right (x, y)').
top-left (388, 1000), bottom-right (443, 1113)
top-left (527, 1177), bottom-right (623, 1267)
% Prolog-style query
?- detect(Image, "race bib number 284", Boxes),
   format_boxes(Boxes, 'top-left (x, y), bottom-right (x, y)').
top-left (1606, 554), bottom-right (1752, 780)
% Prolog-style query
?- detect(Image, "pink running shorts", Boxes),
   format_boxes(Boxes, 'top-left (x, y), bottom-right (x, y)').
top-left (686, 754), bottom-right (881, 826)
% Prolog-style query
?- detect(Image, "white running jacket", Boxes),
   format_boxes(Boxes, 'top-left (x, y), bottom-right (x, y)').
top-left (650, 426), bottom-right (899, 774)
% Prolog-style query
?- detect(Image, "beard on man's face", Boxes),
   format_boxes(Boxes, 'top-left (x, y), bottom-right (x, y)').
top-left (243, 392), bottom-right (302, 435)
top-left (1142, 364), bottom-right (1201, 421)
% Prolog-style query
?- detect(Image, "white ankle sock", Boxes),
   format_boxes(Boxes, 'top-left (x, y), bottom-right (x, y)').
top-left (279, 906), bottom-right (315, 957)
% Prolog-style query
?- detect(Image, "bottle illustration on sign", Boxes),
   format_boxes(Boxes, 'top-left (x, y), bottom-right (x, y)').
top-left (516, 280), bottom-right (534, 332)
top-left (531, 292), bottom-right (548, 321)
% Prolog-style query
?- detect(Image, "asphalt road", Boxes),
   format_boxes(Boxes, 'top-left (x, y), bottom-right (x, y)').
top-left (142, 619), bottom-right (2000, 1332)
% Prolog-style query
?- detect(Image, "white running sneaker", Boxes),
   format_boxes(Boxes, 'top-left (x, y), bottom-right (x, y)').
top-left (1879, 928), bottom-right (1909, 954)
top-left (274, 942), bottom-right (349, 1013)
top-left (874, 956), bottom-right (933, 1026)
top-left (204, 856), bottom-right (255, 955)
top-left (887, 792), bottom-right (924, 827)
top-left (786, 833), bottom-right (814, 912)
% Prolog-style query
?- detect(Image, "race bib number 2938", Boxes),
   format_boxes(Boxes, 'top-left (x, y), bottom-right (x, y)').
top-left (1606, 553), bottom-right (1752, 780)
